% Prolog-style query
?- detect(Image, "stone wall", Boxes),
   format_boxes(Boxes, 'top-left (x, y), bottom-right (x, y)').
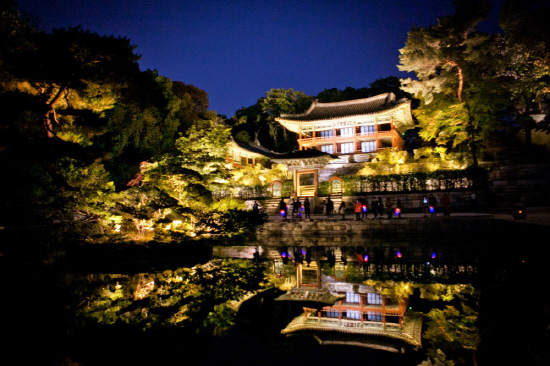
top-left (487, 163), bottom-right (550, 208)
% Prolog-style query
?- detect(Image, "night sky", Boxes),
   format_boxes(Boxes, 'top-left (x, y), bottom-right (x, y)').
top-left (17, 0), bottom-right (503, 117)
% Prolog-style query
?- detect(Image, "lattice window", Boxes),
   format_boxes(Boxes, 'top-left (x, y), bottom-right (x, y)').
top-left (320, 145), bottom-right (334, 154)
top-left (340, 142), bottom-right (355, 154)
top-left (346, 292), bottom-right (360, 303)
top-left (367, 311), bottom-right (382, 322)
top-left (340, 127), bottom-right (354, 137)
top-left (360, 125), bottom-right (375, 135)
top-left (367, 292), bottom-right (382, 305)
top-left (361, 141), bottom-right (376, 152)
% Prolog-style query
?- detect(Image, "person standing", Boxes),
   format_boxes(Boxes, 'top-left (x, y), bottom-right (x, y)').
top-left (361, 196), bottom-right (368, 218)
top-left (396, 198), bottom-right (403, 219)
top-left (304, 197), bottom-right (311, 219)
top-left (338, 200), bottom-right (346, 220)
top-left (422, 195), bottom-right (429, 216)
top-left (354, 199), bottom-right (362, 220)
top-left (372, 197), bottom-right (379, 220)
top-left (378, 197), bottom-right (384, 219)
top-left (295, 197), bottom-right (302, 219)
top-left (326, 196), bottom-right (334, 218)
top-left (428, 193), bottom-right (437, 216)
top-left (386, 197), bottom-right (393, 219)
top-left (338, 200), bottom-right (346, 214)
top-left (290, 198), bottom-right (297, 218)
top-left (279, 198), bottom-right (287, 219)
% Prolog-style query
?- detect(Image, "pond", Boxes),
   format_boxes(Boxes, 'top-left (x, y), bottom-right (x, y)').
top-left (5, 219), bottom-right (550, 366)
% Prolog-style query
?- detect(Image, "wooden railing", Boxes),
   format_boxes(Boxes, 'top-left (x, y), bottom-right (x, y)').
top-left (300, 131), bottom-right (392, 144)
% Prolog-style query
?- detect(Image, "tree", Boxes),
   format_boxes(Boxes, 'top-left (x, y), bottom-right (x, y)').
top-left (496, 0), bottom-right (550, 142)
top-left (10, 26), bottom-right (140, 139)
top-left (171, 81), bottom-right (210, 133)
top-left (260, 88), bottom-right (312, 152)
top-left (105, 70), bottom-right (182, 159)
top-left (398, 0), bottom-right (499, 167)
top-left (231, 88), bottom-right (312, 152)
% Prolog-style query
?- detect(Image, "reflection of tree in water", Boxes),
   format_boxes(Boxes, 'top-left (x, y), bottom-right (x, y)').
top-left (75, 258), bottom-right (267, 334)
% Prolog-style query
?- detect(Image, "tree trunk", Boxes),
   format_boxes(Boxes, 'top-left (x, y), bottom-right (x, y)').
top-left (42, 85), bottom-right (68, 138)
top-left (465, 104), bottom-right (478, 168)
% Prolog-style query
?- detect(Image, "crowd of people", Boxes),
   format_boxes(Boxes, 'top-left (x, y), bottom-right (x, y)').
top-left (268, 193), bottom-right (453, 220)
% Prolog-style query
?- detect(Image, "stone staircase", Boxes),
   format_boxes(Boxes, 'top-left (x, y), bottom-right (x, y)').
top-left (319, 161), bottom-right (367, 182)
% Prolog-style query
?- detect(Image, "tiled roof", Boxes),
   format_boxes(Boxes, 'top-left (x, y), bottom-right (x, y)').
top-left (278, 93), bottom-right (406, 122)
top-left (230, 138), bottom-right (336, 162)
top-left (231, 138), bottom-right (279, 159)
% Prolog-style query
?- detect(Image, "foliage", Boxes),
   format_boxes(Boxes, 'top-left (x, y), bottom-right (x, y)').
top-left (423, 303), bottom-right (480, 365)
top-left (75, 259), bottom-right (267, 334)
top-left (398, 0), bottom-right (501, 167)
top-left (418, 349), bottom-right (456, 366)
top-left (419, 284), bottom-right (477, 302)
top-left (316, 77), bottom-right (412, 103)
top-left (357, 148), bottom-right (468, 176)
top-left (230, 163), bottom-right (288, 187)
top-left (422, 284), bottom-right (480, 365)
top-left (231, 88), bottom-right (311, 152)
top-left (497, 0), bottom-right (550, 115)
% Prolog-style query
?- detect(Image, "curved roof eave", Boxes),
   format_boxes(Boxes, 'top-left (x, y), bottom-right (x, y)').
top-left (276, 101), bottom-right (414, 133)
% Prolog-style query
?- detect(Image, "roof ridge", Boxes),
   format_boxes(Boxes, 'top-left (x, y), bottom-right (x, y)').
top-left (280, 93), bottom-right (395, 119)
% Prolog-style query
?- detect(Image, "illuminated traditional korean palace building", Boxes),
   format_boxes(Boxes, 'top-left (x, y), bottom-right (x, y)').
top-left (226, 93), bottom-right (414, 199)
top-left (275, 92), bottom-right (414, 160)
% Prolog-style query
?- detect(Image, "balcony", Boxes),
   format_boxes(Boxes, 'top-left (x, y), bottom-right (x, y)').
top-left (300, 131), bottom-right (393, 145)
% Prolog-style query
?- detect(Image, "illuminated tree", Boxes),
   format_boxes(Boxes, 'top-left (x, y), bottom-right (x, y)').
top-left (398, 0), bottom-right (500, 167)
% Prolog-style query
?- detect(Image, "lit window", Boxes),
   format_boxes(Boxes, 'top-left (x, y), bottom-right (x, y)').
top-left (346, 292), bottom-right (360, 303)
top-left (326, 309), bottom-right (339, 318)
top-left (320, 145), bottom-right (334, 154)
top-left (340, 142), bottom-right (355, 154)
top-left (360, 125), bottom-right (375, 135)
top-left (367, 293), bottom-right (382, 305)
top-left (367, 311), bottom-right (382, 322)
top-left (320, 130), bottom-right (333, 138)
top-left (347, 310), bottom-right (361, 320)
top-left (361, 141), bottom-right (376, 152)
top-left (340, 127), bottom-right (354, 137)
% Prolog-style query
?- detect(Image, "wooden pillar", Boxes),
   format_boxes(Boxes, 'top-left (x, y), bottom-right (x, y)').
top-left (360, 295), bottom-right (364, 325)
top-left (375, 118), bottom-right (380, 151)
top-left (299, 131), bottom-right (303, 150)
top-left (382, 296), bottom-right (386, 326)
top-left (332, 125), bottom-right (337, 154)
top-left (354, 125), bottom-right (359, 153)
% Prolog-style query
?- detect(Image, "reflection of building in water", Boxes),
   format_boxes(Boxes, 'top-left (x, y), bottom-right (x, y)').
top-left (273, 246), bottom-right (424, 352)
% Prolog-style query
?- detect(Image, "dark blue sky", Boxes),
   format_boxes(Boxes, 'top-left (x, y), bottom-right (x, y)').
top-left (17, 0), bottom-right (503, 117)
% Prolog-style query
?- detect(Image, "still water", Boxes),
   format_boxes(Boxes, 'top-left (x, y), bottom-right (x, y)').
top-left (12, 221), bottom-right (550, 366)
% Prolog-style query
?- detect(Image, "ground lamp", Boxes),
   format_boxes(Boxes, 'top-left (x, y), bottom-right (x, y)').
top-left (395, 208), bottom-right (401, 218)
top-left (429, 206), bottom-right (435, 214)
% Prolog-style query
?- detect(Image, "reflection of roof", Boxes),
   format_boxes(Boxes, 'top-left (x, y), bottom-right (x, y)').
top-left (281, 311), bottom-right (424, 348)
top-left (275, 287), bottom-right (344, 304)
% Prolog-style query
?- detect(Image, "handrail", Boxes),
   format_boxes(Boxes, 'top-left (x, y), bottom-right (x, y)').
top-left (300, 131), bottom-right (392, 144)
